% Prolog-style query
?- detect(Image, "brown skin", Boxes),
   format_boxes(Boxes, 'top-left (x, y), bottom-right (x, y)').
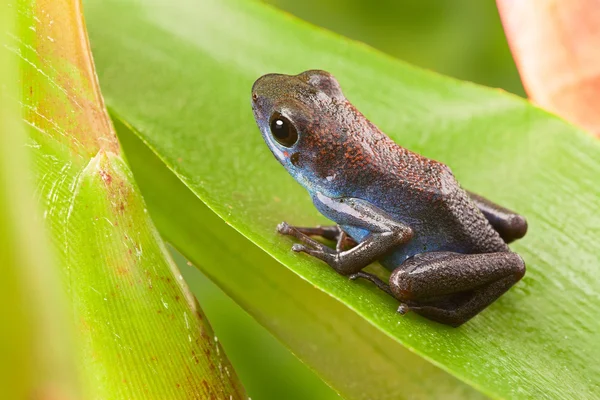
top-left (252, 70), bottom-right (527, 327)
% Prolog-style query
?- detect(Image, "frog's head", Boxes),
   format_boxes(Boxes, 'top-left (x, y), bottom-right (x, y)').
top-left (251, 70), bottom-right (347, 192)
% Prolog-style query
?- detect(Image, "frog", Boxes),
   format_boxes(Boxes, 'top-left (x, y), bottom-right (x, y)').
top-left (250, 70), bottom-right (527, 327)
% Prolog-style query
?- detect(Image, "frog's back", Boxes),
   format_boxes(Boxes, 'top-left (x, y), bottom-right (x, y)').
top-left (338, 129), bottom-right (508, 265)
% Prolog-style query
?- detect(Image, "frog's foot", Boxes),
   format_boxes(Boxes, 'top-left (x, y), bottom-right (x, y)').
top-left (291, 243), bottom-right (336, 262)
top-left (278, 223), bottom-right (356, 251)
top-left (277, 222), bottom-right (337, 261)
top-left (283, 224), bottom-right (342, 241)
top-left (277, 222), bottom-right (329, 248)
top-left (349, 271), bottom-right (393, 296)
top-left (278, 209), bottom-right (413, 277)
top-left (349, 272), bottom-right (410, 314)
top-left (278, 222), bottom-right (372, 274)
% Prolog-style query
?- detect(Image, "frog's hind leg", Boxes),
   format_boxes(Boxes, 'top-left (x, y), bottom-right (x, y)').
top-left (390, 251), bottom-right (525, 327)
top-left (467, 191), bottom-right (528, 243)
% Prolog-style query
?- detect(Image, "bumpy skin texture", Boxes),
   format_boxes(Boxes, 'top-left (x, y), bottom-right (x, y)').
top-left (251, 70), bottom-right (527, 326)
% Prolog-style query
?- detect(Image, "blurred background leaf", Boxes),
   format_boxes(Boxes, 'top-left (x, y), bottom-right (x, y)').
top-left (0, 3), bottom-right (77, 399)
top-left (6, 0), bottom-right (246, 398)
top-left (172, 250), bottom-right (344, 400)
top-left (265, 0), bottom-right (525, 96)
top-left (497, 0), bottom-right (600, 137)
top-left (85, 0), bottom-right (600, 399)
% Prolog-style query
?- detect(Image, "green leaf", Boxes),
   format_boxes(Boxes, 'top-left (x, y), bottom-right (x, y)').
top-left (0, 3), bottom-right (77, 398)
top-left (86, 0), bottom-right (600, 398)
top-left (8, 0), bottom-right (246, 398)
top-left (117, 120), bottom-right (485, 400)
top-left (172, 249), bottom-right (344, 400)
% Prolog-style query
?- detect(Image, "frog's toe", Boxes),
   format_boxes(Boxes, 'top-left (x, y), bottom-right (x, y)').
top-left (348, 273), bottom-right (360, 281)
top-left (293, 244), bottom-right (334, 262)
top-left (291, 244), bottom-right (306, 252)
top-left (292, 243), bottom-right (322, 254)
top-left (397, 304), bottom-right (409, 315)
top-left (277, 221), bottom-right (292, 234)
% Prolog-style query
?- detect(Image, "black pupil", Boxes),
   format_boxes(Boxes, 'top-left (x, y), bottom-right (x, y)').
top-left (270, 114), bottom-right (298, 147)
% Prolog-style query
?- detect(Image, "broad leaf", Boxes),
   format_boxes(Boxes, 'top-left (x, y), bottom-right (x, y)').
top-left (7, 0), bottom-right (246, 398)
top-left (118, 122), bottom-right (485, 400)
top-left (86, 0), bottom-right (600, 398)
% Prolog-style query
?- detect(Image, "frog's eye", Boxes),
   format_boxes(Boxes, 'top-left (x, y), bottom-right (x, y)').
top-left (269, 112), bottom-right (298, 147)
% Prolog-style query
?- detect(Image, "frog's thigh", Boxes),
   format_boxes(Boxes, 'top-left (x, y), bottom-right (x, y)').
top-left (390, 252), bottom-right (525, 326)
top-left (467, 191), bottom-right (528, 243)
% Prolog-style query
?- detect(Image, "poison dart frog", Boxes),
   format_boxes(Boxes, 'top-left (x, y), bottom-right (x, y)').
top-left (251, 70), bottom-right (527, 326)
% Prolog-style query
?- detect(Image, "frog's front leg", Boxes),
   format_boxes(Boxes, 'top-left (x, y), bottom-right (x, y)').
top-left (278, 193), bottom-right (413, 276)
top-left (388, 251), bottom-right (525, 326)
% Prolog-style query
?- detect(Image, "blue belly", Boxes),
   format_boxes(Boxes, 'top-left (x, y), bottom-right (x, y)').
top-left (342, 224), bottom-right (466, 271)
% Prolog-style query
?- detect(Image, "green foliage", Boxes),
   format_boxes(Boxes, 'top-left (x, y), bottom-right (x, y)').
top-left (117, 122), bottom-right (484, 400)
top-left (84, 0), bottom-right (600, 398)
top-left (5, 0), bottom-right (246, 398)
top-left (0, 3), bottom-right (76, 398)
top-left (173, 250), bottom-right (343, 400)
top-left (265, 0), bottom-right (525, 96)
